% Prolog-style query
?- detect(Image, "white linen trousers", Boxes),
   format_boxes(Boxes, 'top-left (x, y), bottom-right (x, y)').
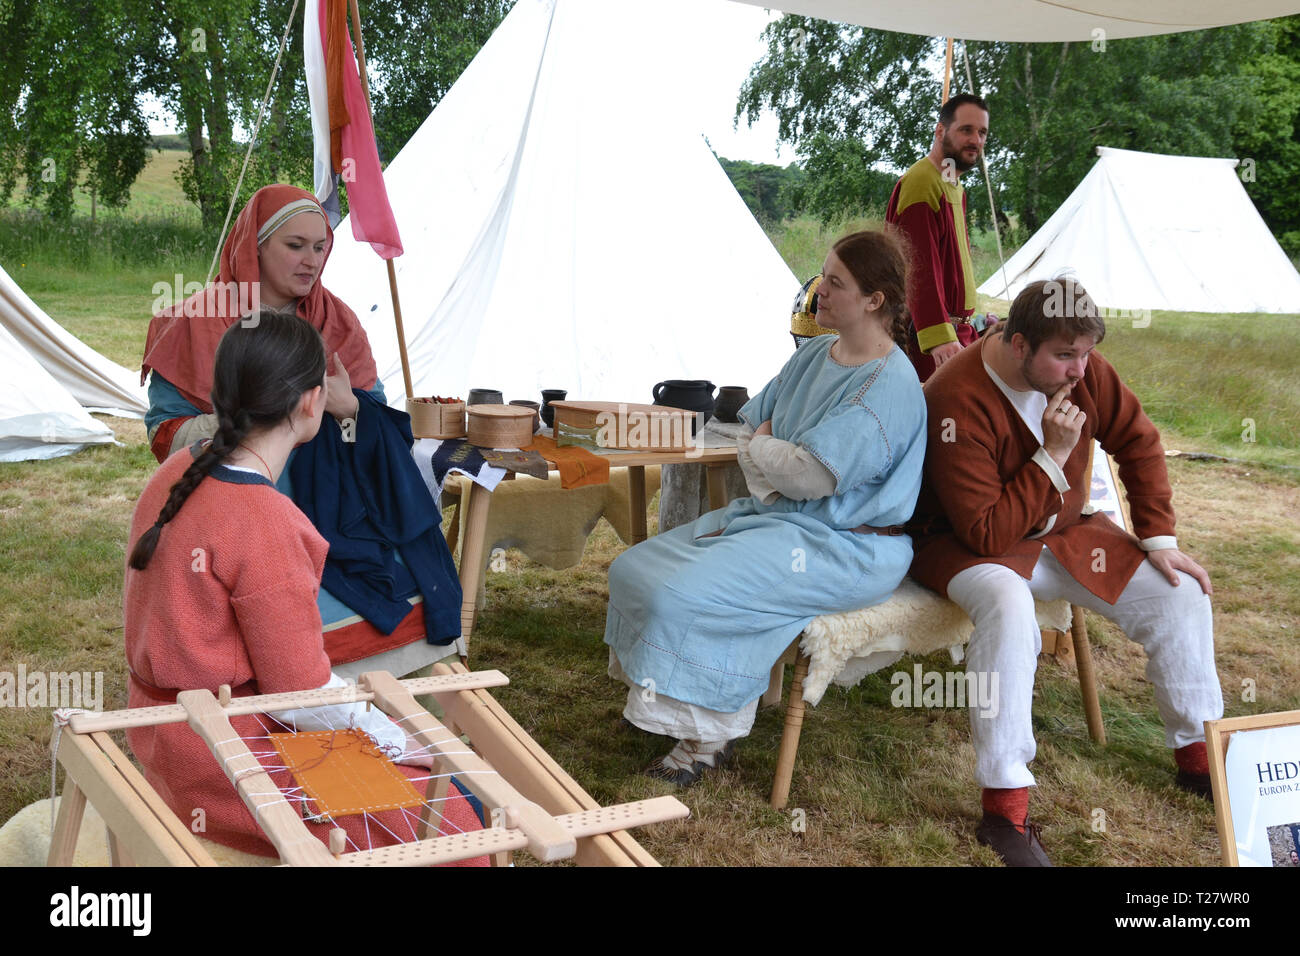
top-left (947, 546), bottom-right (1223, 789)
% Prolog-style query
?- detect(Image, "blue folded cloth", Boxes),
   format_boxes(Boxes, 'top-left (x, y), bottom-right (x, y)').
top-left (289, 390), bottom-right (463, 643)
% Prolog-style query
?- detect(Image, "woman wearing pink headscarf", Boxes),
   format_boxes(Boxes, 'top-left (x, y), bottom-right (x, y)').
top-left (142, 184), bottom-right (461, 666)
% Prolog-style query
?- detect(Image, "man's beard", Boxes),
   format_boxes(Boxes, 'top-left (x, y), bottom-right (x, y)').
top-left (1021, 355), bottom-right (1071, 396)
top-left (942, 133), bottom-right (978, 173)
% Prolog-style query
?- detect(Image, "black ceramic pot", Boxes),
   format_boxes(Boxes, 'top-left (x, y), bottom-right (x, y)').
top-left (652, 379), bottom-right (715, 419)
top-left (711, 386), bottom-right (750, 424)
top-left (509, 399), bottom-right (541, 432)
top-left (540, 389), bottom-right (567, 429)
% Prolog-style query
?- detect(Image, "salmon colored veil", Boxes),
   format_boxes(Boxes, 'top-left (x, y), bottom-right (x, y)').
top-left (141, 184), bottom-right (378, 412)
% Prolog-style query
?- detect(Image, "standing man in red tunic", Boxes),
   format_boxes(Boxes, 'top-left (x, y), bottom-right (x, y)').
top-left (886, 94), bottom-right (989, 382)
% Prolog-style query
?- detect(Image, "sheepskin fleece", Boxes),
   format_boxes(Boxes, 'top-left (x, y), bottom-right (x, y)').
top-left (799, 576), bottom-right (1071, 706)
top-left (0, 797), bottom-right (272, 867)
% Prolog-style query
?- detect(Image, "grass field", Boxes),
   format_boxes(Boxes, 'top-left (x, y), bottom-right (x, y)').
top-left (1, 152), bottom-right (1298, 866)
top-left (4, 148), bottom-right (200, 225)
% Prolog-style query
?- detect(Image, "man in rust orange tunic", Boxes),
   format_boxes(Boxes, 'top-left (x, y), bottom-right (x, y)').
top-left (909, 278), bottom-right (1222, 866)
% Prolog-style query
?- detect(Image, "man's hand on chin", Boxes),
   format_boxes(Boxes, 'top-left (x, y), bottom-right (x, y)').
top-left (1146, 548), bottom-right (1213, 596)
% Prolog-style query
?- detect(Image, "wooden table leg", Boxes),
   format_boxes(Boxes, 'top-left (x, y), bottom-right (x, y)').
top-left (457, 481), bottom-right (493, 656)
top-left (628, 465), bottom-right (648, 544)
top-left (705, 462), bottom-right (728, 512)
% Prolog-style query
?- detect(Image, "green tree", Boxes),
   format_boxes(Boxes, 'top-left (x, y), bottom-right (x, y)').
top-left (1233, 15), bottom-right (1300, 255)
top-left (3, 0), bottom-right (513, 227)
top-left (978, 27), bottom-right (1266, 232)
top-left (781, 133), bottom-right (901, 222)
top-left (716, 157), bottom-right (805, 223)
top-left (137, 0), bottom-right (272, 227)
top-left (144, 0), bottom-right (515, 224)
top-left (0, 0), bottom-right (152, 219)
top-left (739, 16), bottom-right (1272, 236)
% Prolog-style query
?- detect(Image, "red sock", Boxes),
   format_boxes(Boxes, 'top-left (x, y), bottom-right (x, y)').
top-left (1175, 742), bottom-right (1209, 776)
top-left (982, 787), bottom-right (1030, 833)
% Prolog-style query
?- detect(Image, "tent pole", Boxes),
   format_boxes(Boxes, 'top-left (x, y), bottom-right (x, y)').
top-left (348, 0), bottom-right (415, 399)
top-left (961, 40), bottom-right (1009, 297)
top-left (942, 37), bottom-right (953, 103)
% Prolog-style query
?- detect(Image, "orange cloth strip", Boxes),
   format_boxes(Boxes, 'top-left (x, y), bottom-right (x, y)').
top-left (270, 728), bottom-right (424, 819)
top-left (325, 0), bottom-right (353, 173)
top-left (526, 436), bottom-right (611, 489)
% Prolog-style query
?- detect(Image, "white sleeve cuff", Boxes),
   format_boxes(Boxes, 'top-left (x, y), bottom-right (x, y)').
top-left (1032, 446), bottom-right (1071, 493)
top-left (736, 428), bottom-right (781, 504)
top-left (1027, 514), bottom-right (1057, 539)
top-left (1140, 535), bottom-right (1179, 552)
top-left (749, 434), bottom-right (838, 501)
top-left (269, 672), bottom-right (406, 758)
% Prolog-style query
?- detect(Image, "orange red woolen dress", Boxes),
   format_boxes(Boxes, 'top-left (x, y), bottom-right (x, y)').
top-left (123, 445), bottom-right (485, 860)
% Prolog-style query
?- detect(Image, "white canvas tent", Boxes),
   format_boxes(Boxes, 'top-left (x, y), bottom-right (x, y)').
top-left (977, 147), bottom-right (1300, 313)
top-left (0, 262), bottom-right (147, 418)
top-left (730, 0), bottom-right (1300, 42)
top-left (0, 319), bottom-right (118, 462)
top-left (322, 0), bottom-right (797, 407)
top-left (0, 261), bottom-right (146, 461)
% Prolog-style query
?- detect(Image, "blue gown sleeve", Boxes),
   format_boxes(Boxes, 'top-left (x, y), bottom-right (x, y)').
top-left (737, 350), bottom-right (801, 429)
top-left (796, 402), bottom-right (895, 492)
top-left (145, 372), bottom-right (203, 435)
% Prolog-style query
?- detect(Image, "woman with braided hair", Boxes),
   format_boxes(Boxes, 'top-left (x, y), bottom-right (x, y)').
top-left (124, 313), bottom-right (485, 860)
top-left (605, 230), bottom-right (929, 785)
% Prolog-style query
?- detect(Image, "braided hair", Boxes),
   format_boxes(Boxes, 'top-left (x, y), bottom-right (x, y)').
top-left (830, 229), bottom-right (913, 349)
top-left (129, 312), bottom-right (327, 570)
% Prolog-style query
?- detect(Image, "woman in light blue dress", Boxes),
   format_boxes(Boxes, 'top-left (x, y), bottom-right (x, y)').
top-left (604, 230), bottom-right (928, 783)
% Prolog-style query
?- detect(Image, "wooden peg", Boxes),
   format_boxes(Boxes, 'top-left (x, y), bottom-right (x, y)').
top-left (329, 827), bottom-right (347, 858)
top-left (218, 685), bottom-right (231, 707)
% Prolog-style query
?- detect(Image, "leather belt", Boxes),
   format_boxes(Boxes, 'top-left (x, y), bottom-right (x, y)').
top-left (128, 668), bottom-right (180, 704)
top-left (850, 524), bottom-right (907, 536)
top-left (128, 667), bottom-right (254, 705)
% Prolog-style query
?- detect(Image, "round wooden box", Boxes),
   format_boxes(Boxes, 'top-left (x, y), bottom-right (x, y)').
top-left (466, 404), bottom-right (535, 448)
top-left (406, 399), bottom-right (466, 439)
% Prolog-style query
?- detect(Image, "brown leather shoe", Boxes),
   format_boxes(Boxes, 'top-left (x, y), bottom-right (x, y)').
top-left (975, 811), bottom-right (1054, 867)
top-left (1175, 769), bottom-right (1214, 801)
top-left (644, 740), bottom-right (735, 787)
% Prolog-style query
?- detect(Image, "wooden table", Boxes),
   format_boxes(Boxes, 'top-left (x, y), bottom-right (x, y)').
top-left (454, 445), bottom-right (739, 649)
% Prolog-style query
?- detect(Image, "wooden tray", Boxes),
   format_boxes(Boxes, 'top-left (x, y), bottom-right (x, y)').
top-left (551, 400), bottom-right (695, 452)
top-left (407, 399), bottom-right (466, 439)
top-left (467, 404), bottom-right (535, 448)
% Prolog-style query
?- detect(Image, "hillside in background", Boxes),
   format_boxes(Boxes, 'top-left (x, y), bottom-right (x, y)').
top-left (2, 148), bottom-right (197, 223)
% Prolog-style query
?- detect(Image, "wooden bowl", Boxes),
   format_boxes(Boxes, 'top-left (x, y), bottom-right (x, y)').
top-left (466, 404), bottom-right (535, 448)
top-left (406, 399), bottom-right (466, 439)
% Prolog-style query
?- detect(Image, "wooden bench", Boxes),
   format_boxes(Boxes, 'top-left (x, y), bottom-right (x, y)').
top-left (766, 580), bottom-right (1105, 809)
